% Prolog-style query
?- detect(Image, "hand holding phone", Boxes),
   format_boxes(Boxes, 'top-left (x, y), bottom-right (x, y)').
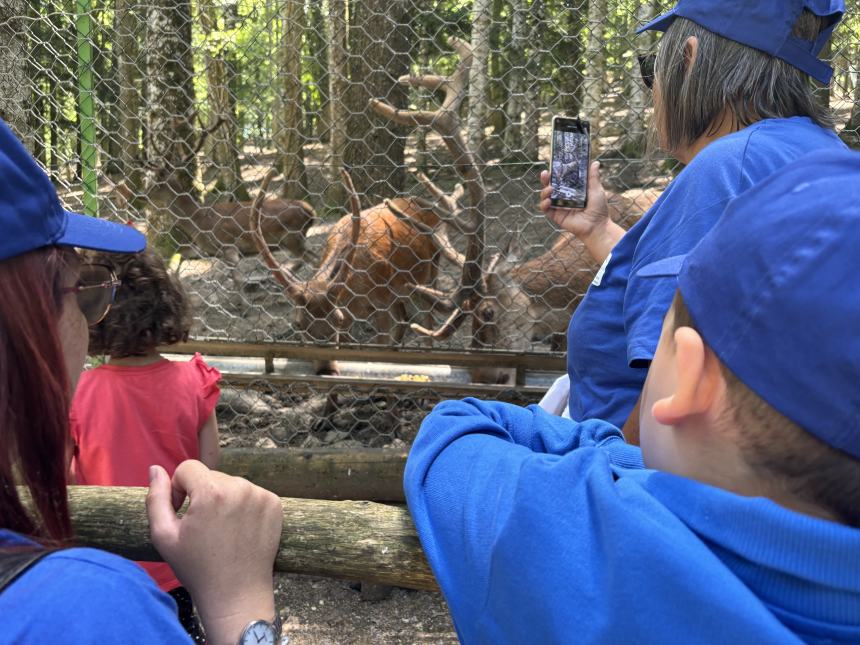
top-left (549, 116), bottom-right (590, 209)
top-left (540, 117), bottom-right (620, 264)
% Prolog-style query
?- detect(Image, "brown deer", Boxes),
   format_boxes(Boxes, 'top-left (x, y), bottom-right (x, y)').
top-left (138, 118), bottom-right (316, 269)
top-left (372, 37), bottom-right (659, 382)
top-left (251, 168), bottom-right (449, 376)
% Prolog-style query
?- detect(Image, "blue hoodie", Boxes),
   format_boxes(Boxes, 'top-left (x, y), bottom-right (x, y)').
top-left (404, 398), bottom-right (860, 644)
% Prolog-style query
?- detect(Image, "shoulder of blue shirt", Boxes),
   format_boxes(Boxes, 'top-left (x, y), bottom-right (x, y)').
top-left (0, 533), bottom-right (191, 643)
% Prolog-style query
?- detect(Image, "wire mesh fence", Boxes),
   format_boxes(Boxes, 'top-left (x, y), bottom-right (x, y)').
top-left (7, 1), bottom-right (860, 446)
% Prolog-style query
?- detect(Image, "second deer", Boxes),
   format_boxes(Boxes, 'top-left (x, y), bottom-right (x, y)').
top-left (135, 119), bottom-right (316, 272)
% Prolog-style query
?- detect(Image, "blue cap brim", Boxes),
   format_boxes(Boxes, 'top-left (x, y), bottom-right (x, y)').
top-left (636, 8), bottom-right (677, 34)
top-left (637, 254), bottom-right (686, 278)
top-left (57, 211), bottom-right (146, 254)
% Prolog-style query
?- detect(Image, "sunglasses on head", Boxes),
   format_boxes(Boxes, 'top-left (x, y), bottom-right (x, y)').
top-left (61, 263), bottom-right (120, 326)
top-left (637, 53), bottom-right (656, 90)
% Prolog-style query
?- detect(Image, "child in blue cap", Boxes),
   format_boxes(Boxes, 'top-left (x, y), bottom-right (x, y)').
top-left (0, 117), bottom-right (285, 644)
top-left (407, 148), bottom-right (860, 643)
top-left (537, 0), bottom-right (847, 437)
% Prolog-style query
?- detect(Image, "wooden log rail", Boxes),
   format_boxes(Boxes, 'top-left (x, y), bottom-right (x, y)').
top-left (161, 339), bottom-right (565, 385)
top-left (219, 448), bottom-right (407, 502)
top-left (68, 486), bottom-right (438, 591)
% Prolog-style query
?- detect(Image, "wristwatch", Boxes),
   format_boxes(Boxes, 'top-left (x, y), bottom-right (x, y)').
top-left (237, 613), bottom-right (282, 645)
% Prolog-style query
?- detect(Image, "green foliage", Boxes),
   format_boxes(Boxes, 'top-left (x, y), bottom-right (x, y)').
top-left (23, 0), bottom-right (860, 183)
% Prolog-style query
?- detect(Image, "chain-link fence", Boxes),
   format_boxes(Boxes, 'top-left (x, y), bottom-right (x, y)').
top-left (7, 1), bottom-right (860, 447)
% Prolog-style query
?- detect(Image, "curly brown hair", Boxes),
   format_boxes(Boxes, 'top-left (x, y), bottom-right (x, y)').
top-left (86, 250), bottom-right (192, 357)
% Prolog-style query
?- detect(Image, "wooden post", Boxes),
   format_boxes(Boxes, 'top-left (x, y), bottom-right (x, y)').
top-left (219, 448), bottom-right (407, 502)
top-left (67, 486), bottom-right (438, 591)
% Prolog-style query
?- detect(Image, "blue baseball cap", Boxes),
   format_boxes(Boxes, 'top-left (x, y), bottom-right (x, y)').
top-left (638, 149), bottom-right (860, 458)
top-left (637, 0), bottom-right (845, 85)
top-left (0, 118), bottom-right (145, 263)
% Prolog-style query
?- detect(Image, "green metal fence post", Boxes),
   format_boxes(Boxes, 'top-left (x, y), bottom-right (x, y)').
top-left (76, 0), bottom-right (98, 217)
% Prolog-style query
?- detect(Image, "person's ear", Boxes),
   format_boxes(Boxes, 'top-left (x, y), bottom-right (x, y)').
top-left (683, 36), bottom-right (699, 74)
top-left (651, 326), bottom-right (720, 425)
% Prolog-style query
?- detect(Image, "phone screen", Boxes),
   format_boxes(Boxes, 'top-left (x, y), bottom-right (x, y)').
top-left (550, 117), bottom-right (590, 209)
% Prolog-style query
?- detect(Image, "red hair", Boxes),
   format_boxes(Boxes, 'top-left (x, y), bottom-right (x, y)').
top-left (0, 247), bottom-right (73, 542)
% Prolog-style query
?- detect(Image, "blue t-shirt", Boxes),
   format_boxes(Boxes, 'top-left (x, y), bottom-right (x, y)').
top-left (404, 398), bottom-right (860, 644)
top-left (0, 530), bottom-right (191, 643)
top-left (567, 117), bottom-right (846, 426)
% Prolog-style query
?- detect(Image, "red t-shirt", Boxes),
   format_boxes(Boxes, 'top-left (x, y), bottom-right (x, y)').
top-left (70, 353), bottom-right (221, 591)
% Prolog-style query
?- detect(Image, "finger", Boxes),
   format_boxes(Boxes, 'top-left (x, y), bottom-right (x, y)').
top-left (539, 169), bottom-right (550, 187)
top-left (170, 460), bottom-right (212, 510)
top-left (587, 161), bottom-right (603, 194)
top-left (540, 184), bottom-right (553, 201)
top-left (147, 465), bottom-right (180, 548)
top-left (540, 198), bottom-right (552, 213)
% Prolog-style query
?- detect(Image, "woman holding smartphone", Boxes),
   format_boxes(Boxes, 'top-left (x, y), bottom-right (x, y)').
top-left (538, 0), bottom-right (847, 438)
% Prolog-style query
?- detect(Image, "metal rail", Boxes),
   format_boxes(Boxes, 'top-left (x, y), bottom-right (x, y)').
top-left (220, 371), bottom-right (547, 400)
top-left (164, 339), bottom-right (565, 385)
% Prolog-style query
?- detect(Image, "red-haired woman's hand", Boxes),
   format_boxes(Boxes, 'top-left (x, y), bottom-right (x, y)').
top-left (147, 461), bottom-right (283, 645)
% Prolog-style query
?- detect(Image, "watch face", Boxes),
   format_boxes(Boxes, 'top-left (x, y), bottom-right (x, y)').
top-left (242, 620), bottom-right (277, 645)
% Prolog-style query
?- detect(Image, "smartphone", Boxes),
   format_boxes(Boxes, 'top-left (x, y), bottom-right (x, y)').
top-left (549, 116), bottom-right (590, 209)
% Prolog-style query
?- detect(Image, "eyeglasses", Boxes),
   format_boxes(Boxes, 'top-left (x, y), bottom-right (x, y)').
top-left (638, 53), bottom-right (656, 90)
top-left (61, 263), bottom-right (121, 326)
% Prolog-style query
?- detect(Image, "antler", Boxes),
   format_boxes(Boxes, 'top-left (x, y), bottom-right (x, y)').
top-left (370, 36), bottom-right (486, 341)
top-left (249, 168), bottom-right (305, 301)
top-left (412, 170), bottom-right (465, 221)
top-left (339, 168), bottom-right (363, 276)
top-left (146, 114), bottom-right (226, 173)
top-left (179, 115), bottom-right (225, 167)
top-left (313, 167), bottom-right (363, 291)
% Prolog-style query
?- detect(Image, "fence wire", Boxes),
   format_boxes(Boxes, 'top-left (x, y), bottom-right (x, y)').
top-left (6, 1), bottom-right (860, 445)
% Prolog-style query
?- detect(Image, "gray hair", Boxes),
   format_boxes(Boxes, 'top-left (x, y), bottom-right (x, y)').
top-left (654, 11), bottom-right (835, 154)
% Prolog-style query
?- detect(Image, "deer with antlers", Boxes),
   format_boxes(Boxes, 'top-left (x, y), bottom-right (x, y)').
top-left (250, 168), bottom-right (450, 376)
top-left (371, 37), bottom-right (658, 383)
top-left (131, 115), bottom-right (316, 272)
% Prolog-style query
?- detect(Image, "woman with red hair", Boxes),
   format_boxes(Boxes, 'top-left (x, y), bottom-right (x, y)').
top-left (0, 117), bottom-right (284, 645)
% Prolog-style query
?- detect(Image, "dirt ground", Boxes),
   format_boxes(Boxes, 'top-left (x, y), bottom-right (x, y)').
top-left (274, 575), bottom-right (456, 644)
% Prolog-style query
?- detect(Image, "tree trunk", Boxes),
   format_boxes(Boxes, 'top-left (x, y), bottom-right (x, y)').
top-left (145, 0), bottom-right (196, 190)
top-left (145, 0), bottom-right (197, 247)
top-left (272, 0), bottom-right (307, 200)
top-left (0, 0), bottom-right (31, 147)
top-left (343, 0), bottom-right (410, 202)
top-left (581, 0), bottom-right (607, 154)
top-left (326, 0), bottom-right (349, 208)
top-left (306, 0), bottom-right (330, 144)
top-left (503, 0), bottom-right (527, 156)
top-left (521, 0), bottom-right (545, 161)
top-left (558, 0), bottom-right (586, 115)
top-left (467, 0), bottom-right (493, 159)
top-left (487, 0), bottom-right (508, 137)
top-left (200, 1), bottom-right (249, 200)
top-left (67, 486), bottom-right (437, 591)
top-left (114, 0), bottom-right (142, 186)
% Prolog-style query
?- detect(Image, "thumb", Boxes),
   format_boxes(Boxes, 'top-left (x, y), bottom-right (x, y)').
top-left (587, 161), bottom-right (603, 193)
top-left (146, 465), bottom-right (180, 551)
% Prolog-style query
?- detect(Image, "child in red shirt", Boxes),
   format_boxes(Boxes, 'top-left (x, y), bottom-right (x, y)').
top-left (70, 249), bottom-right (220, 644)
